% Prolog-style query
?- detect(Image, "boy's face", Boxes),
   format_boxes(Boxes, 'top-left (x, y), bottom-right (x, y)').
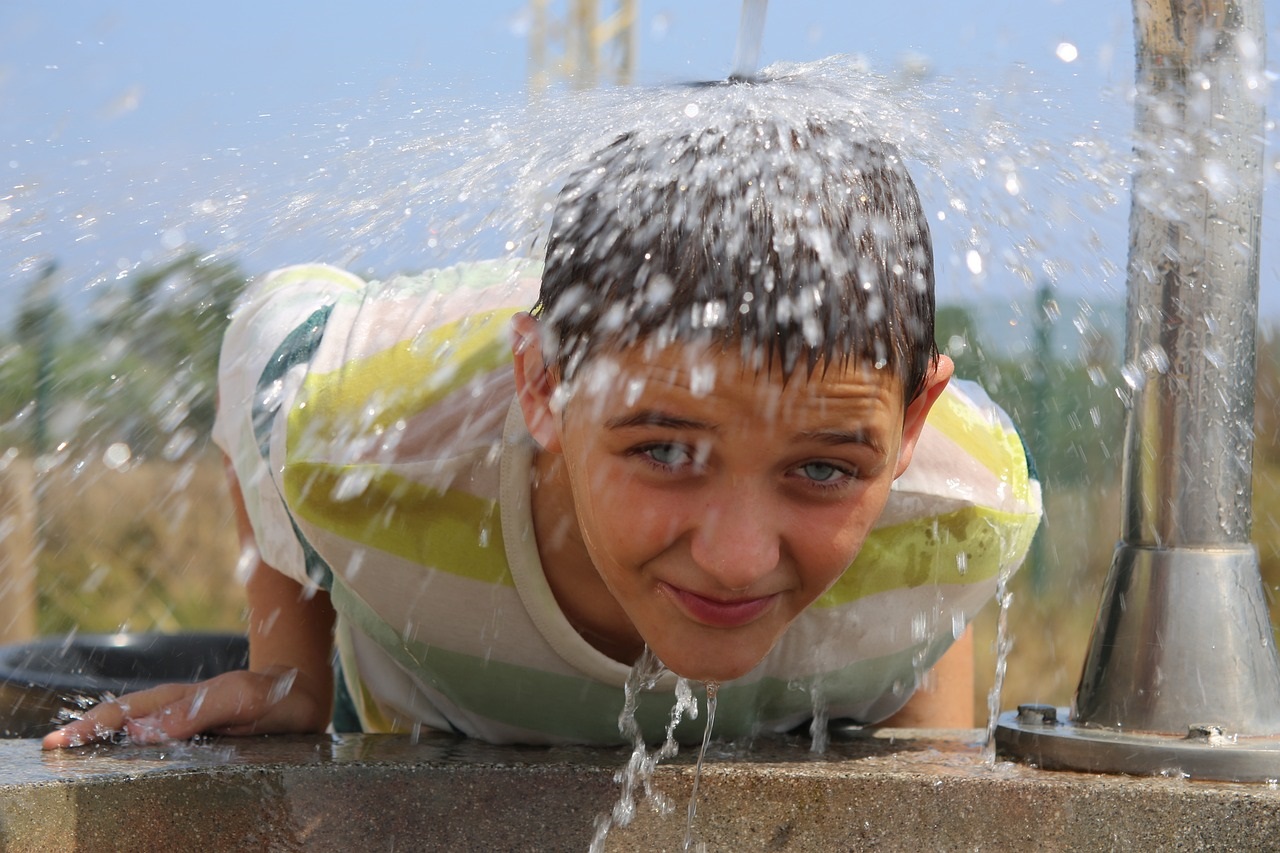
top-left (513, 316), bottom-right (951, 683)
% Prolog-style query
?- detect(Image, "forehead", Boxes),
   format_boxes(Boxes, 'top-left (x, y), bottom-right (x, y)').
top-left (565, 339), bottom-right (905, 419)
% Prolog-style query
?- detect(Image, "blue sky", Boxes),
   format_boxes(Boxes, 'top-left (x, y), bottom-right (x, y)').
top-left (2, 1), bottom-right (1277, 330)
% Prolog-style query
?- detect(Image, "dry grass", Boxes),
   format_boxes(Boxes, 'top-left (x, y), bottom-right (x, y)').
top-left (31, 451), bottom-right (244, 635)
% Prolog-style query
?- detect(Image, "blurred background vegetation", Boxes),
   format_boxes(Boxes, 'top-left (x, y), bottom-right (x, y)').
top-left (1, 254), bottom-right (1279, 718)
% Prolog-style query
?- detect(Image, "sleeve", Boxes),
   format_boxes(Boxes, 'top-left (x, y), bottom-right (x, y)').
top-left (211, 264), bottom-right (369, 589)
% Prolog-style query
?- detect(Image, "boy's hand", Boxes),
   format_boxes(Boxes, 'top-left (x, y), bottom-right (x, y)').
top-left (40, 665), bottom-right (328, 749)
top-left (42, 462), bottom-right (338, 751)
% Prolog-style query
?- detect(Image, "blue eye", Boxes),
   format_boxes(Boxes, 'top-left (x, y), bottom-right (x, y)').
top-left (642, 443), bottom-right (692, 467)
top-left (798, 461), bottom-right (851, 484)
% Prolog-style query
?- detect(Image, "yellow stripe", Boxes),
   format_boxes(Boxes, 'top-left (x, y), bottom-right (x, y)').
top-left (816, 505), bottom-right (1039, 607)
top-left (259, 264), bottom-right (366, 296)
top-left (927, 389), bottom-right (1034, 504)
top-left (284, 462), bottom-right (513, 587)
top-left (294, 308), bottom-right (515, 441)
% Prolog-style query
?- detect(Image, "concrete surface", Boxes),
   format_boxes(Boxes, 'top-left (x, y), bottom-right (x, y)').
top-left (2, 729), bottom-right (1279, 851)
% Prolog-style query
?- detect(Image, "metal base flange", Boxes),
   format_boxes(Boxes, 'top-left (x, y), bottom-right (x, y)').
top-left (995, 706), bottom-right (1280, 783)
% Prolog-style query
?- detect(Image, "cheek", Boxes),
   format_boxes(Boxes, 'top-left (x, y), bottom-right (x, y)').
top-left (791, 499), bottom-right (885, 589)
top-left (576, 460), bottom-right (685, 560)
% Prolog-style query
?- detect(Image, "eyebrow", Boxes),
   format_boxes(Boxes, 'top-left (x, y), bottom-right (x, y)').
top-left (606, 411), bottom-right (888, 454)
top-left (604, 410), bottom-right (717, 432)
top-left (796, 429), bottom-right (888, 454)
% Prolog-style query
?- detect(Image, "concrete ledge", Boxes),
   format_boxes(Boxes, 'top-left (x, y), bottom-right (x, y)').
top-left (2, 730), bottom-right (1279, 851)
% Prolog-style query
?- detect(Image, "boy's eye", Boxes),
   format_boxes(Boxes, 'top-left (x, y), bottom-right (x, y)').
top-left (797, 461), bottom-right (852, 484)
top-left (641, 443), bottom-right (692, 467)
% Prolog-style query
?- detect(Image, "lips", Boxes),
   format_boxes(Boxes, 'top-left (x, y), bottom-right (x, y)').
top-left (660, 582), bottom-right (778, 628)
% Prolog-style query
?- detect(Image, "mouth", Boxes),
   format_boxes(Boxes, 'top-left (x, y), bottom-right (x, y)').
top-left (659, 582), bottom-right (778, 629)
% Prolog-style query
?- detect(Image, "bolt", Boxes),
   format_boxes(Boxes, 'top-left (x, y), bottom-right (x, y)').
top-left (1016, 704), bottom-right (1059, 726)
top-left (1186, 724), bottom-right (1231, 745)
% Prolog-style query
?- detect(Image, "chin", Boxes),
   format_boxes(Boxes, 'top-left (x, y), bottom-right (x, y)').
top-left (652, 645), bottom-right (764, 684)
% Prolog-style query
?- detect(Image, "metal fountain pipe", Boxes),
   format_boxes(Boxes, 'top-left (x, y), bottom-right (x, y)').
top-left (996, 0), bottom-right (1280, 780)
top-left (1123, 2), bottom-right (1261, 547)
top-left (1072, 0), bottom-right (1280, 735)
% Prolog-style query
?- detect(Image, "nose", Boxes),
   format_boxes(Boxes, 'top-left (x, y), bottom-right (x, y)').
top-left (687, 482), bottom-right (781, 591)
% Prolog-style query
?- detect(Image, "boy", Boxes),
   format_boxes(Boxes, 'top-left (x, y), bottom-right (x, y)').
top-left (45, 104), bottom-right (1039, 749)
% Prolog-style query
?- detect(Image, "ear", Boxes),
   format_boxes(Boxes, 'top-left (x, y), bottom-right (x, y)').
top-left (511, 312), bottom-right (563, 453)
top-left (893, 355), bottom-right (954, 478)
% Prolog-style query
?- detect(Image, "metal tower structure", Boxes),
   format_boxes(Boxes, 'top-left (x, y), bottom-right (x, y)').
top-left (528, 0), bottom-right (638, 94)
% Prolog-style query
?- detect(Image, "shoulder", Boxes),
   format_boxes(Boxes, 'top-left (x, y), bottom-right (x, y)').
top-left (887, 379), bottom-right (1040, 521)
top-left (275, 261), bottom-right (538, 476)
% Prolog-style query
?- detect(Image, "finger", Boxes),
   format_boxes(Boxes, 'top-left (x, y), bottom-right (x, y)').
top-left (123, 681), bottom-right (240, 743)
top-left (40, 693), bottom-right (141, 749)
top-left (41, 684), bottom-right (196, 750)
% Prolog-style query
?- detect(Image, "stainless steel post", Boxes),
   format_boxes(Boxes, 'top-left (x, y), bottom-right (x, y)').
top-left (995, 0), bottom-right (1280, 780)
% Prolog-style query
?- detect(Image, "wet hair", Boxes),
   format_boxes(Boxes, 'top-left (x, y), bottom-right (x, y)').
top-left (531, 113), bottom-right (938, 400)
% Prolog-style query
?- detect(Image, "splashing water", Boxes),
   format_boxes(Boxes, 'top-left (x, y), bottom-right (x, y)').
top-left (4, 54), bottom-right (1132, 476)
top-left (26, 53), bottom-right (1119, 320)
top-left (590, 647), bottom-right (697, 852)
top-left (590, 650), bottom-right (723, 851)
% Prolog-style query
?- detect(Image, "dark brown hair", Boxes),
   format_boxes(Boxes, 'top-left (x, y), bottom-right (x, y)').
top-left (532, 114), bottom-right (938, 399)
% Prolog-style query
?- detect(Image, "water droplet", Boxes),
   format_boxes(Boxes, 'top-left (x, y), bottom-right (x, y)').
top-left (966, 250), bottom-right (984, 275)
top-left (1120, 362), bottom-right (1146, 392)
top-left (689, 363), bottom-right (716, 397)
top-left (267, 669), bottom-right (297, 704)
top-left (102, 442), bottom-right (132, 471)
top-left (331, 468), bottom-right (375, 501)
top-left (235, 544), bottom-right (259, 583)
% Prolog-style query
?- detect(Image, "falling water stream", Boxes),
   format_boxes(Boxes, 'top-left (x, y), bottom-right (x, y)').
top-left (684, 681), bottom-right (719, 852)
top-left (983, 576), bottom-right (1015, 764)
top-left (730, 0), bottom-right (770, 81)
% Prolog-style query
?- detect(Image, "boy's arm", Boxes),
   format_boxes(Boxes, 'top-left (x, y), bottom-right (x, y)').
top-left (42, 465), bottom-right (335, 749)
top-left (880, 626), bottom-right (975, 728)
top-left (221, 463), bottom-right (335, 735)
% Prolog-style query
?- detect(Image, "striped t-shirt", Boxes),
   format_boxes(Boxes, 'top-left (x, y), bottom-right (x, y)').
top-left (212, 261), bottom-right (1041, 745)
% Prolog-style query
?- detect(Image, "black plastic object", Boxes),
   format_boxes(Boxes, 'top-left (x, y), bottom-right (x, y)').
top-left (0, 632), bottom-right (249, 738)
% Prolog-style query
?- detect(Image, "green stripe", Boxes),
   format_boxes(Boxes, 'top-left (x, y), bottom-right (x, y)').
top-left (819, 505), bottom-right (1038, 607)
top-left (284, 463), bottom-right (511, 586)
top-left (253, 305), bottom-right (334, 461)
top-left (332, 577), bottom-right (955, 744)
top-left (253, 305), bottom-right (338, 590)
